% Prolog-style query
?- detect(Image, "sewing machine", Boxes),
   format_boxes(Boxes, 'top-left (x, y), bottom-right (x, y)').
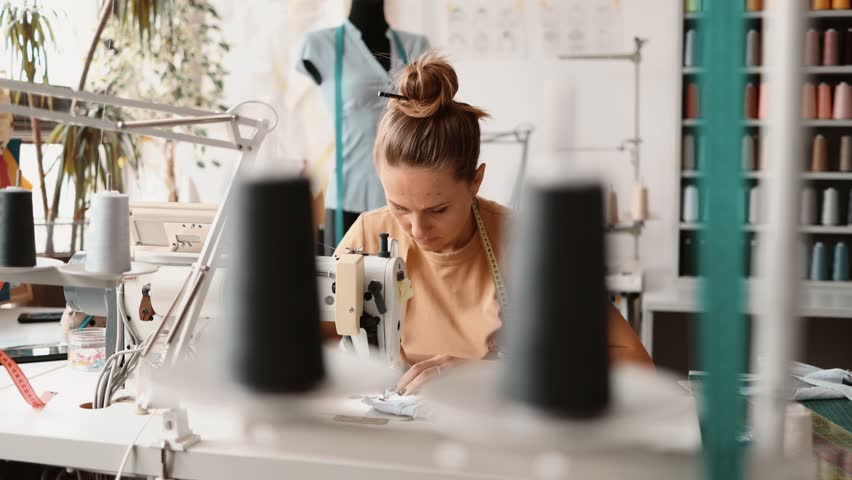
top-left (316, 253), bottom-right (409, 365)
top-left (123, 202), bottom-right (408, 365)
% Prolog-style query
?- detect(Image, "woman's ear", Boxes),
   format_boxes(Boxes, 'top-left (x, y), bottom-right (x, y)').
top-left (471, 164), bottom-right (486, 196)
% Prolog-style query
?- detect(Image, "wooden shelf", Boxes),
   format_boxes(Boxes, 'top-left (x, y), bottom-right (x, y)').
top-left (680, 171), bottom-right (763, 179)
top-left (803, 120), bottom-right (852, 127)
top-left (683, 66), bottom-right (852, 75)
top-left (807, 9), bottom-right (852, 18)
top-left (805, 65), bottom-right (852, 74)
top-left (801, 225), bottom-right (852, 234)
top-left (801, 172), bottom-right (852, 180)
top-left (683, 10), bottom-right (852, 20)
top-left (680, 223), bottom-right (852, 234)
top-left (683, 119), bottom-right (852, 127)
top-left (683, 11), bottom-right (765, 20)
top-left (681, 171), bottom-right (852, 180)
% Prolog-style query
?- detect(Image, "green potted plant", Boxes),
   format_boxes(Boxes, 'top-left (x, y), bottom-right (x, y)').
top-left (92, 0), bottom-right (228, 201)
top-left (46, 0), bottom-right (173, 252)
top-left (0, 0), bottom-right (55, 227)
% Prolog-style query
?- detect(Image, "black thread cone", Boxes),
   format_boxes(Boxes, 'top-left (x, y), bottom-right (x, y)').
top-left (0, 189), bottom-right (37, 267)
top-left (225, 176), bottom-right (324, 393)
top-left (502, 182), bottom-right (610, 418)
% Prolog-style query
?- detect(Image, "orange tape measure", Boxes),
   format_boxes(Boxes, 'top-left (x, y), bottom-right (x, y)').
top-left (0, 349), bottom-right (51, 408)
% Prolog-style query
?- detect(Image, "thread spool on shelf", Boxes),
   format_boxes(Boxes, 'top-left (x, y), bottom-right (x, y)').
top-left (684, 29), bottom-right (698, 67)
top-left (803, 83), bottom-right (817, 120)
top-left (833, 82), bottom-right (852, 120)
top-left (0, 175), bottom-right (37, 268)
top-left (811, 134), bottom-right (829, 172)
top-left (742, 134), bottom-right (757, 171)
top-left (685, 83), bottom-right (700, 119)
top-left (683, 134), bottom-right (697, 171)
top-left (801, 188), bottom-right (819, 226)
top-left (748, 186), bottom-right (761, 225)
top-left (745, 29), bottom-right (760, 67)
top-left (605, 187), bottom-right (619, 226)
top-left (833, 242), bottom-right (849, 281)
top-left (685, 0), bottom-right (701, 13)
top-left (746, 0), bottom-right (762, 11)
top-left (840, 135), bottom-right (852, 172)
top-left (805, 29), bottom-right (821, 66)
top-left (811, 242), bottom-right (829, 281)
top-left (822, 187), bottom-right (840, 226)
top-left (745, 83), bottom-right (759, 119)
top-left (758, 83), bottom-right (768, 120)
top-left (818, 83), bottom-right (833, 120)
top-left (630, 183), bottom-right (649, 222)
top-left (824, 29), bottom-right (840, 66)
top-left (682, 185), bottom-right (700, 223)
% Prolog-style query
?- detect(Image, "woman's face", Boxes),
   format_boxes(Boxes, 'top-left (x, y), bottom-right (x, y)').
top-left (378, 161), bottom-right (485, 253)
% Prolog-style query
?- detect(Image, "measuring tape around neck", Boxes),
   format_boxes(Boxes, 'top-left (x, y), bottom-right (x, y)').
top-left (0, 349), bottom-right (48, 408)
top-left (472, 201), bottom-right (508, 359)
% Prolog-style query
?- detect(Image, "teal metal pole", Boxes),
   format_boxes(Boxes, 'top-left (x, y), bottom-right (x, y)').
top-left (698, 2), bottom-right (748, 480)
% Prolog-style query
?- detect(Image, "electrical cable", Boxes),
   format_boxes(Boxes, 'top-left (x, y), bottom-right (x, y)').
top-left (107, 352), bottom-right (140, 406)
top-left (117, 285), bottom-right (139, 344)
top-left (93, 347), bottom-right (142, 408)
top-left (113, 413), bottom-right (155, 480)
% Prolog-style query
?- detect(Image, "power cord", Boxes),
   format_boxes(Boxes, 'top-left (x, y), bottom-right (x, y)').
top-left (113, 414), bottom-right (155, 480)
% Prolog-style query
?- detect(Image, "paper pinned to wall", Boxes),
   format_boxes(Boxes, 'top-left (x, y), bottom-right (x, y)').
top-left (540, 0), bottom-right (624, 56)
top-left (445, 0), bottom-right (527, 59)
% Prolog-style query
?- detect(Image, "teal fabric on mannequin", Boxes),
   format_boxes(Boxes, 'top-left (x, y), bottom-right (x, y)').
top-left (297, 20), bottom-right (430, 217)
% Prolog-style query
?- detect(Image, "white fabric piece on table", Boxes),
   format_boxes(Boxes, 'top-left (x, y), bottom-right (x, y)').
top-left (791, 362), bottom-right (852, 401)
top-left (362, 390), bottom-right (430, 419)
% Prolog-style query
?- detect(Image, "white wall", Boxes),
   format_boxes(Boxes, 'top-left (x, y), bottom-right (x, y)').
top-left (395, 0), bottom-right (681, 289)
top-left (8, 0), bottom-right (682, 288)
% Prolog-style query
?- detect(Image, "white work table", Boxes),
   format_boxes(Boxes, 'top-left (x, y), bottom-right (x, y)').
top-left (641, 280), bottom-right (852, 356)
top-left (0, 307), bottom-right (706, 479)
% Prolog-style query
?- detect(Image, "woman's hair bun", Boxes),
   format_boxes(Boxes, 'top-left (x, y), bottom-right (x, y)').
top-left (395, 50), bottom-right (460, 118)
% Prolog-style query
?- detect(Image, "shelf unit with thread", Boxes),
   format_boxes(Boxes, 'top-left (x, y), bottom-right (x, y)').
top-left (677, 2), bottom-right (852, 283)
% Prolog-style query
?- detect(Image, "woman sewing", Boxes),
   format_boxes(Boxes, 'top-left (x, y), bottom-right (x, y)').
top-left (333, 51), bottom-right (653, 395)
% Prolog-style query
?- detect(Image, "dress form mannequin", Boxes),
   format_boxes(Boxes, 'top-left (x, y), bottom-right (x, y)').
top-left (296, 1), bottom-right (429, 253)
top-left (303, 0), bottom-right (391, 85)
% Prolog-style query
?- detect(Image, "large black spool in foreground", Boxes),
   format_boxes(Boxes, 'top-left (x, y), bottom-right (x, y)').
top-left (225, 176), bottom-right (324, 393)
top-left (503, 182), bottom-right (610, 418)
top-left (0, 188), bottom-right (37, 267)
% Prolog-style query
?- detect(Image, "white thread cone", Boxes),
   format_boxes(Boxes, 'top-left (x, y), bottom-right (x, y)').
top-left (85, 191), bottom-right (131, 274)
top-left (682, 185), bottom-right (700, 223)
top-left (822, 187), bottom-right (840, 226)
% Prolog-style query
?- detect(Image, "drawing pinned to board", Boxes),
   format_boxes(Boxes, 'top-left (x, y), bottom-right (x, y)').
top-left (540, 0), bottom-right (625, 56)
top-left (446, 0), bottom-right (527, 59)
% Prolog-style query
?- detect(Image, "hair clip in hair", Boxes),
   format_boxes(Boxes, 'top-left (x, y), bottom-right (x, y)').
top-left (378, 90), bottom-right (409, 100)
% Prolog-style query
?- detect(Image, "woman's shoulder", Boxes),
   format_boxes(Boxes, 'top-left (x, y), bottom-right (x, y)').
top-left (355, 207), bottom-right (407, 251)
top-left (477, 197), bottom-right (512, 229)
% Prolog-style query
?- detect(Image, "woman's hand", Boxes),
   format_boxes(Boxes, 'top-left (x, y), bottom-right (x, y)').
top-left (395, 355), bottom-right (464, 396)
